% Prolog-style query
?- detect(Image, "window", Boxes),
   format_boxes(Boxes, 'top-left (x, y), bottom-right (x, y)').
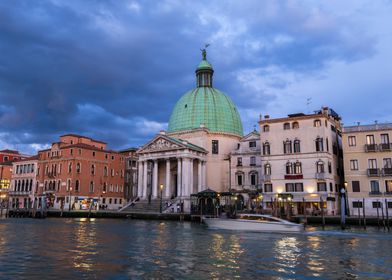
top-left (283, 123), bottom-right (290, 130)
top-left (294, 161), bottom-right (302, 174)
top-left (70, 149), bottom-right (73, 155)
top-left (350, 160), bottom-right (358, 171)
top-left (317, 182), bottom-right (327, 191)
top-left (286, 183), bottom-right (295, 192)
top-left (385, 180), bottom-right (392, 193)
top-left (249, 141), bottom-right (256, 148)
top-left (295, 183), bottom-right (304, 192)
top-left (293, 139), bottom-right (300, 153)
top-left (292, 122), bottom-right (299, 129)
top-left (372, 201), bottom-right (382, 208)
top-left (111, 169), bottom-right (115, 177)
top-left (286, 162), bottom-right (293, 174)
top-left (109, 198), bottom-right (112, 204)
top-left (111, 155), bottom-right (115, 160)
top-left (326, 138), bottom-right (329, 152)
top-left (329, 182), bottom-right (333, 192)
top-left (250, 156), bottom-right (256, 166)
top-left (67, 179), bottom-right (71, 191)
top-left (263, 142), bottom-right (270, 155)
top-left (348, 136), bottom-right (356, 147)
top-left (92, 151), bottom-right (96, 157)
top-left (76, 163), bottom-right (81, 173)
top-left (102, 198), bottom-right (106, 204)
top-left (315, 137), bottom-right (323, 152)
top-left (314, 119), bottom-right (321, 127)
top-left (353, 201), bottom-right (363, 208)
top-left (237, 173), bottom-right (243, 186)
top-left (264, 163), bottom-right (271, 175)
top-left (250, 172), bottom-right (257, 186)
top-left (3, 156), bottom-right (8, 161)
top-left (89, 182), bottom-right (94, 193)
top-left (105, 154), bottom-right (108, 160)
top-left (75, 180), bottom-right (80, 192)
top-left (368, 159), bottom-right (377, 169)
top-left (103, 183), bottom-right (107, 192)
top-left (328, 162), bottom-right (332, 173)
top-left (78, 149), bottom-right (81, 155)
top-left (237, 157), bottom-right (242, 166)
top-left (285, 183), bottom-right (303, 192)
top-left (212, 140), bottom-right (219, 154)
top-left (68, 163), bottom-right (72, 173)
top-left (104, 166), bottom-right (108, 176)
top-left (264, 183), bottom-right (273, 192)
top-left (388, 202), bottom-right (392, 209)
top-left (381, 134), bottom-right (389, 144)
top-left (383, 158), bottom-right (392, 168)
top-left (283, 140), bottom-right (292, 154)
top-left (263, 125), bottom-right (269, 132)
top-left (91, 164), bottom-right (95, 175)
top-left (317, 161), bottom-right (325, 173)
top-left (370, 181), bottom-right (380, 193)
top-left (366, 135), bottom-right (375, 145)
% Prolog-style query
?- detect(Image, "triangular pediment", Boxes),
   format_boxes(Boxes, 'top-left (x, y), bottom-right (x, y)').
top-left (241, 130), bottom-right (260, 142)
top-left (137, 134), bottom-right (207, 154)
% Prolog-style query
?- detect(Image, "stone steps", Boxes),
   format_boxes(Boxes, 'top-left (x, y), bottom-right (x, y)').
top-left (121, 199), bottom-right (162, 213)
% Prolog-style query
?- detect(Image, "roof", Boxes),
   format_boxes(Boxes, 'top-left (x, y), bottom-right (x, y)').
top-left (62, 143), bottom-right (118, 153)
top-left (118, 147), bottom-right (138, 153)
top-left (0, 149), bottom-right (20, 154)
top-left (343, 123), bottom-right (392, 133)
top-left (138, 134), bottom-right (207, 154)
top-left (12, 155), bottom-right (39, 163)
top-left (168, 87), bottom-right (243, 136)
top-left (196, 59), bottom-right (213, 71)
top-left (60, 133), bottom-right (107, 144)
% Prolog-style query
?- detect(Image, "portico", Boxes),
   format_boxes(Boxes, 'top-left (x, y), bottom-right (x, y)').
top-left (137, 133), bottom-right (207, 203)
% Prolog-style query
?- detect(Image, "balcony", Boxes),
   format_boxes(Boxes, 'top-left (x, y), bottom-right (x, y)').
top-left (284, 174), bottom-right (303, 180)
top-left (8, 191), bottom-right (31, 196)
top-left (367, 168), bottom-right (380, 177)
top-left (315, 172), bottom-right (326, 180)
top-left (382, 168), bottom-right (392, 176)
top-left (261, 175), bottom-right (271, 182)
top-left (369, 191), bottom-right (382, 196)
top-left (384, 191), bottom-right (392, 196)
top-left (365, 144), bottom-right (378, 152)
top-left (379, 143), bottom-right (392, 151)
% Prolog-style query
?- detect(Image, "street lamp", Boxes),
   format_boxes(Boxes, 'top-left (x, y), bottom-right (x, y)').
top-left (159, 184), bottom-right (164, 213)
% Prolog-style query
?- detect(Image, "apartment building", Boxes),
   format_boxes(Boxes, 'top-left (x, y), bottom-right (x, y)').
top-left (36, 134), bottom-right (125, 210)
top-left (9, 156), bottom-right (38, 209)
top-left (120, 148), bottom-right (138, 202)
top-left (259, 107), bottom-right (343, 216)
top-left (343, 123), bottom-right (392, 216)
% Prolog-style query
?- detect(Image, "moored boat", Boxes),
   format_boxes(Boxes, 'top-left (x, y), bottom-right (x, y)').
top-left (203, 214), bottom-right (304, 233)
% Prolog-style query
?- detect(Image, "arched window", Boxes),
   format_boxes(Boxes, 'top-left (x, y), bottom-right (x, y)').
top-left (68, 162), bottom-right (72, 173)
top-left (249, 171), bottom-right (258, 186)
top-left (236, 172), bottom-right (244, 186)
top-left (283, 139), bottom-right (292, 154)
top-left (103, 182), bottom-right (107, 192)
top-left (17, 180), bottom-right (21, 192)
top-left (263, 125), bottom-right (270, 132)
top-left (76, 163), bottom-right (81, 173)
top-left (315, 137), bottom-right (324, 152)
top-left (21, 180), bottom-right (25, 192)
top-left (264, 163), bottom-right (271, 175)
top-left (317, 160), bottom-right (325, 173)
top-left (294, 161), bottom-right (302, 174)
top-left (29, 179), bottom-right (33, 192)
top-left (314, 119), bottom-right (322, 127)
top-left (286, 162), bottom-right (293, 174)
top-left (263, 141), bottom-right (270, 155)
top-left (292, 122), bottom-right (299, 129)
top-left (104, 166), bottom-right (108, 176)
top-left (293, 139), bottom-right (301, 153)
top-left (89, 181), bottom-right (94, 193)
top-left (91, 164), bottom-right (95, 175)
top-left (75, 180), bottom-right (80, 192)
top-left (67, 179), bottom-right (71, 191)
top-left (283, 123), bottom-right (290, 130)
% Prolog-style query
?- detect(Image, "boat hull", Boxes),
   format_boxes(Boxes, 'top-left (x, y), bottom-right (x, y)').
top-left (203, 218), bottom-right (304, 233)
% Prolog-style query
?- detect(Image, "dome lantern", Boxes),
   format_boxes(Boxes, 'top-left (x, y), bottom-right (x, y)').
top-left (196, 46), bottom-right (213, 87)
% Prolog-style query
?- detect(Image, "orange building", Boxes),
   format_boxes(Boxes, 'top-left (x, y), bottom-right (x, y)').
top-left (37, 134), bottom-right (125, 210)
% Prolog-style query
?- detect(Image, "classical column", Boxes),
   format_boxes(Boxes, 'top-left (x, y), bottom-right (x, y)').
top-left (165, 159), bottom-right (171, 198)
top-left (182, 158), bottom-right (189, 197)
top-left (177, 158), bottom-right (182, 197)
top-left (152, 160), bottom-right (158, 198)
top-left (201, 161), bottom-right (206, 190)
top-left (137, 161), bottom-right (143, 198)
top-left (143, 161), bottom-right (148, 199)
top-left (197, 159), bottom-right (202, 192)
top-left (189, 159), bottom-right (194, 195)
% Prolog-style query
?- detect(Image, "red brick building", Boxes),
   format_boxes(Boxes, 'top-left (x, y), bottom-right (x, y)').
top-left (37, 134), bottom-right (125, 210)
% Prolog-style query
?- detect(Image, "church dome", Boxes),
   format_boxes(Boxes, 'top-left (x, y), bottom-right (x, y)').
top-left (168, 50), bottom-right (243, 136)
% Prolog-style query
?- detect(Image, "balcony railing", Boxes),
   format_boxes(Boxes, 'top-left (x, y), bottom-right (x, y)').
top-left (369, 191), bottom-right (382, 196)
top-left (384, 191), bottom-right (392, 196)
top-left (261, 175), bottom-right (271, 182)
top-left (367, 168), bottom-right (380, 177)
top-left (379, 143), bottom-right (392, 151)
top-left (382, 168), bottom-right (392, 176)
top-left (315, 172), bottom-right (326, 180)
top-left (365, 144), bottom-right (378, 152)
top-left (8, 191), bottom-right (31, 196)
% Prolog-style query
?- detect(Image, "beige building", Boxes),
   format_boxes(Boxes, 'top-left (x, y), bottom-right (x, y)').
top-left (259, 107), bottom-right (343, 216)
top-left (343, 123), bottom-right (392, 216)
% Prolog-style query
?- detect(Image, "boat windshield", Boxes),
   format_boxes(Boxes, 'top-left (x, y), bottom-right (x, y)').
top-left (238, 215), bottom-right (281, 223)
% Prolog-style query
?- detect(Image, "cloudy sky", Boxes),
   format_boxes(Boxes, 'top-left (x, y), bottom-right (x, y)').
top-left (1, 0), bottom-right (392, 154)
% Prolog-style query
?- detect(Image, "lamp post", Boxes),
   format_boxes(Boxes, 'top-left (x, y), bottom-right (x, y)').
top-left (159, 184), bottom-right (164, 213)
top-left (68, 186), bottom-right (72, 211)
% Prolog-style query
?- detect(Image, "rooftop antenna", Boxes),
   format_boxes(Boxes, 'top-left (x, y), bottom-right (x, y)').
top-left (306, 97), bottom-right (312, 114)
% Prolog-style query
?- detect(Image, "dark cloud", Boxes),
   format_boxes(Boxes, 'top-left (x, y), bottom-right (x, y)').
top-left (0, 0), bottom-right (383, 154)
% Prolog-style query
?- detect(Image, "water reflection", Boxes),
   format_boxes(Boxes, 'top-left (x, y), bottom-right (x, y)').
top-left (72, 218), bottom-right (98, 271)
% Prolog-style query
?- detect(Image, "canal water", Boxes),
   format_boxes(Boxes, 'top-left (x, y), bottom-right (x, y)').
top-left (0, 218), bottom-right (391, 279)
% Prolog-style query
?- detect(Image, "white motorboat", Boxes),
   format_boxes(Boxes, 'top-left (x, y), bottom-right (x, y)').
top-left (203, 214), bottom-right (304, 233)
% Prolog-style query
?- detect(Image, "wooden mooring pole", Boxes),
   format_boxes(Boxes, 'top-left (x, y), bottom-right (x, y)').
top-left (320, 196), bottom-right (325, 229)
top-left (303, 197), bottom-right (307, 227)
top-left (376, 201), bottom-right (380, 229)
top-left (357, 200), bottom-right (361, 226)
top-left (362, 198), bottom-right (366, 230)
top-left (385, 198), bottom-right (390, 231)
top-left (381, 201), bottom-right (386, 230)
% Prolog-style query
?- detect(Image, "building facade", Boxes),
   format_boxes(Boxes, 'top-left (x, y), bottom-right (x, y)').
top-left (9, 156), bottom-right (38, 209)
top-left (343, 123), bottom-right (392, 216)
top-left (120, 148), bottom-right (138, 202)
top-left (36, 134), bottom-right (125, 210)
top-left (258, 107), bottom-right (343, 216)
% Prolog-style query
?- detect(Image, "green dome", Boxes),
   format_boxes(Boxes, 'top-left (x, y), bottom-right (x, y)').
top-left (197, 60), bottom-right (212, 70)
top-left (168, 87), bottom-right (243, 136)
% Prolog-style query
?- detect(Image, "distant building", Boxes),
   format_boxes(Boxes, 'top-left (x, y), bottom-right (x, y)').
top-left (9, 156), bottom-right (38, 209)
top-left (258, 107), bottom-right (343, 216)
top-left (343, 123), bottom-right (392, 216)
top-left (36, 134), bottom-right (125, 210)
top-left (120, 148), bottom-right (138, 202)
top-left (0, 149), bottom-right (28, 163)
